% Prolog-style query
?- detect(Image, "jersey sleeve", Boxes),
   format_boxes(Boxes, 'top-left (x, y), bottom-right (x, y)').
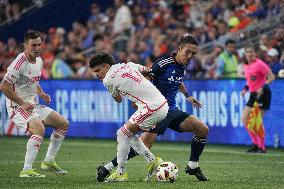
top-left (4, 54), bottom-right (26, 84)
top-left (259, 60), bottom-right (270, 76)
top-left (103, 80), bottom-right (119, 97)
top-left (149, 59), bottom-right (164, 77)
top-left (127, 62), bottom-right (146, 72)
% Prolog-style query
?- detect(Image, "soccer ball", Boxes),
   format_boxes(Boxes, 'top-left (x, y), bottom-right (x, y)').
top-left (156, 161), bottom-right (178, 183)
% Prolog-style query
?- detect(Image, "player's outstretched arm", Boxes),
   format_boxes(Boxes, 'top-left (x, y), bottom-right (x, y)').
top-left (179, 82), bottom-right (203, 108)
top-left (36, 85), bottom-right (51, 104)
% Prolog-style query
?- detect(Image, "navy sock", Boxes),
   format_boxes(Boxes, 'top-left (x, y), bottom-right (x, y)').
top-left (189, 136), bottom-right (207, 162)
top-left (111, 147), bottom-right (139, 167)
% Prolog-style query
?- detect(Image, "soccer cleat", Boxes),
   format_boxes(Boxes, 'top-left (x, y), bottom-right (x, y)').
top-left (20, 169), bottom-right (45, 177)
top-left (105, 170), bottom-right (128, 182)
top-left (41, 161), bottom-right (68, 174)
top-left (145, 157), bottom-right (163, 182)
top-left (257, 148), bottom-right (266, 153)
top-left (96, 166), bottom-right (110, 182)
top-left (246, 144), bottom-right (258, 153)
top-left (185, 165), bottom-right (209, 181)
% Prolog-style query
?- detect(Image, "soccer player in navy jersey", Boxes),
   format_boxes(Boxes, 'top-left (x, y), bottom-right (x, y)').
top-left (97, 34), bottom-right (209, 182)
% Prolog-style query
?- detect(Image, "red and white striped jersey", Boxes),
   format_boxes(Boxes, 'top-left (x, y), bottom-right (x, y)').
top-left (103, 62), bottom-right (166, 110)
top-left (4, 52), bottom-right (43, 107)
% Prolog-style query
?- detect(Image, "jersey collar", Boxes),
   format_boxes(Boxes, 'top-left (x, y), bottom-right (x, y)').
top-left (171, 53), bottom-right (178, 64)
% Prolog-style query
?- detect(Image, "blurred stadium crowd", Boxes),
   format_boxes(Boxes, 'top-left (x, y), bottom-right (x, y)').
top-left (0, 0), bottom-right (283, 79)
top-left (0, 0), bottom-right (46, 24)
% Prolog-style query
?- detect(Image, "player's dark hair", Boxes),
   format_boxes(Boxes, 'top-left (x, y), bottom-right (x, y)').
top-left (24, 31), bottom-right (41, 43)
top-left (225, 39), bottom-right (236, 46)
top-left (89, 52), bottom-right (115, 68)
top-left (178, 34), bottom-right (198, 47)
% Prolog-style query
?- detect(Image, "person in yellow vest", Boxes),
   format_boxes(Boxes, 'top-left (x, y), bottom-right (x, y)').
top-left (215, 39), bottom-right (238, 78)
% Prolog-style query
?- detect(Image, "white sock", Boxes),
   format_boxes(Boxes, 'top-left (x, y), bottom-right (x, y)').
top-left (44, 129), bottom-right (66, 163)
top-left (116, 125), bottom-right (132, 174)
top-left (130, 135), bottom-right (155, 163)
top-left (104, 162), bottom-right (114, 171)
top-left (188, 161), bottom-right (198, 169)
top-left (23, 135), bottom-right (43, 170)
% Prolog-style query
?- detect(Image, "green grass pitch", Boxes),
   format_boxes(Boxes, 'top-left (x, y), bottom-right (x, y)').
top-left (0, 137), bottom-right (283, 189)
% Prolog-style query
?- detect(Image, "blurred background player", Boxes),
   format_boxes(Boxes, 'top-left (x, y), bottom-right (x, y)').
top-left (89, 52), bottom-right (169, 182)
top-left (0, 31), bottom-right (69, 177)
top-left (97, 34), bottom-right (209, 182)
top-left (241, 44), bottom-right (275, 153)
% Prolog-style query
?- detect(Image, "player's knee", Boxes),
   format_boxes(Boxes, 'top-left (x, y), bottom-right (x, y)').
top-left (202, 125), bottom-right (209, 137)
top-left (195, 121), bottom-right (208, 138)
top-left (31, 126), bottom-right (45, 137)
top-left (58, 119), bottom-right (69, 131)
top-left (194, 123), bottom-right (208, 138)
top-left (62, 119), bottom-right (69, 130)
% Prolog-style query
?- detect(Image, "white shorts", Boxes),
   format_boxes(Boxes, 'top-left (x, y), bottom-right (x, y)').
top-left (129, 101), bottom-right (168, 131)
top-left (7, 104), bottom-right (53, 132)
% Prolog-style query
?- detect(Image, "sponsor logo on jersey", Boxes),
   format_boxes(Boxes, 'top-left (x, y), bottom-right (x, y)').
top-left (27, 76), bottom-right (41, 82)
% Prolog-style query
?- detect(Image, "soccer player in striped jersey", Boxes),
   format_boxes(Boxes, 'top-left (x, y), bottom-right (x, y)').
top-left (97, 34), bottom-right (209, 182)
top-left (0, 31), bottom-right (69, 177)
top-left (89, 52), bottom-right (169, 182)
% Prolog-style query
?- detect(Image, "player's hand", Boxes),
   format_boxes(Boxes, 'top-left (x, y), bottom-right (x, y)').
top-left (141, 71), bottom-right (154, 80)
top-left (20, 102), bottom-right (34, 115)
top-left (141, 68), bottom-right (154, 80)
top-left (187, 96), bottom-right (203, 108)
top-left (41, 93), bottom-right (51, 104)
top-left (131, 102), bottom-right (138, 110)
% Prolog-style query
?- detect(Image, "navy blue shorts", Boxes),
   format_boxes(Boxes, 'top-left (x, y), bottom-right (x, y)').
top-left (149, 108), bottom-right (189, 135)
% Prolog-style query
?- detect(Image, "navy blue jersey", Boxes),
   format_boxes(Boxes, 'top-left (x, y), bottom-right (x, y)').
top-left (150, 54), bottom-right (186, 112)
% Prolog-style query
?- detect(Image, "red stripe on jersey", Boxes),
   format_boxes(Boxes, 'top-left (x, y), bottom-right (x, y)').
top-left (14, 56), bottom-right (25, 70)
top-left (14, 55), bottom-right (26, 70)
